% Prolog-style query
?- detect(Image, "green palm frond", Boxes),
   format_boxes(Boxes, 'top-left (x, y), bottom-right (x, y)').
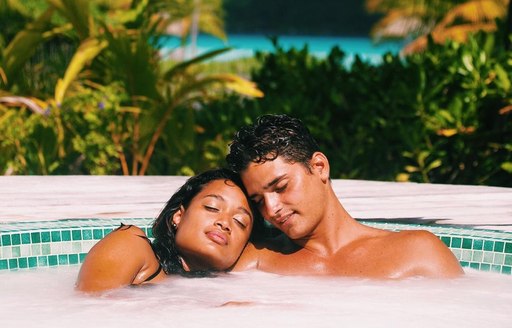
top-left (1, 7), bottom-right (54, 87)
top-left (54, 38), bottom-right (107, 104)
top-left (163, 47), bottom-right (232, 79)
top-left (47, 0), bottom-right (93, 39)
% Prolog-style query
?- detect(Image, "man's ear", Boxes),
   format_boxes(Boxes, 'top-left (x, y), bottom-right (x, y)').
top-left (310, 152), bottom-right (330, 182)
top-left (172, 205), bottom-right (185, 227)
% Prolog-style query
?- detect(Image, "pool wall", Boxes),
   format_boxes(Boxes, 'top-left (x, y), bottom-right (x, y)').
top-left (1, 218), bottom-right (511, 274)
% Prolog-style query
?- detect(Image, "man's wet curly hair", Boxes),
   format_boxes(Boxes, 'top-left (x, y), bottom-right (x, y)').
top-left (226, 114), bottom-right (320, 173)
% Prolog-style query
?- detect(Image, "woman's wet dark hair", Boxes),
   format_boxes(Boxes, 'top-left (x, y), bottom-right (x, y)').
top-left (151, 168), bottom-right (264, 277)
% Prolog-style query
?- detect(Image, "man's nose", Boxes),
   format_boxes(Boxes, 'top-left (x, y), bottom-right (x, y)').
top-left (264, 193), bottom-right (282, 219)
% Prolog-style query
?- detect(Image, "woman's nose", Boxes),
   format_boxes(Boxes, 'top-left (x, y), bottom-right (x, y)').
top-left (215, 218), bottom-right (231, 232)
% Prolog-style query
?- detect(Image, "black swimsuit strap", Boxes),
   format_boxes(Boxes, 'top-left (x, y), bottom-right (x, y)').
top-left (117, 224), bottom-right (163, 283)
top-left (134, 234), bottom-right (163, 282)
top-left (143, 264), bottom-right (163, 282)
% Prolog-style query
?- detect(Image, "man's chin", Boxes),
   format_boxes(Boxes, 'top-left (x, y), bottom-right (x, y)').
top-left (281, 228), bottom-right (304, 241)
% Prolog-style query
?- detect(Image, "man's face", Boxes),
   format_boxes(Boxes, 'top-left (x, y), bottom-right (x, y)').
top-left (240, 155), bottom-right (329, 240)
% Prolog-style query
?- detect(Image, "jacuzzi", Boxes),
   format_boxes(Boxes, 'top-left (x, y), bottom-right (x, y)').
top-left (1, 218), bottom-right (511, 327)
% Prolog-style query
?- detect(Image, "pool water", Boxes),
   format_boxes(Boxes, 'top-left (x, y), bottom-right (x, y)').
top-left (1, 219), bottom-right (511, 326)
top-left (1, 267), bottom-right (511, 327)
top-left (160, 34), bottom-right (404, 64)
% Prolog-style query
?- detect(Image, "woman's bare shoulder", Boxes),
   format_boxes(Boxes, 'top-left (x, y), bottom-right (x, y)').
top-left (75, 225), bottom-right (157, 292)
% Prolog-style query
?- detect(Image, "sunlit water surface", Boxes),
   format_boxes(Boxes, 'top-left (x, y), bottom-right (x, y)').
top-left (1, 267), bottom-right (511, 327)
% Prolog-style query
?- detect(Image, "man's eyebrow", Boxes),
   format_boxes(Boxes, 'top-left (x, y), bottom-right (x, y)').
top-left (249, 174), bottom-right (286, 199)
top-left (264, 174), bottom-right (287, 189)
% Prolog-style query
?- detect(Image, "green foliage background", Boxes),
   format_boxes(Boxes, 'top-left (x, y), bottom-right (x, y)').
top-left (196, 32), bottom-right (512, 187)
top-left (1, 1), bottom-right (511, 187)
top-left (0, 0), bottom-right (261, 176)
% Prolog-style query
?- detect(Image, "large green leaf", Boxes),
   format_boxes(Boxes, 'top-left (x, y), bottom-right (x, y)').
top-left (104, 0), bottom-right (149, 25)
top-left (163, 47), bottom-right (233, 80)
top-left (2, 7), bottom-right (54, 86)
top-left (54, 38), bottom-right (107, 104)
top-left (101, 28), bottom-right (160, 100)
top-left (47, 0), bottom-right (92, 39)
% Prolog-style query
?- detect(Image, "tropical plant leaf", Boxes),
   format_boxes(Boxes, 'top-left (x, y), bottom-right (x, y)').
top-left (0, 67), bottom-right (6, 85)
top-left (197, 0), bottom-right (227, 40)
top-left (100, 27), bottom-right (160, 99)
top-left (105, 0), bottom-right (149, 26)
top-left (2, 7), bottom-right (54, 85)
top-left (171, 73), bottom-right (263, 103)
top-left (163, 47), bottom-right (232, 79)
top-left (426, 159), bottom-right (442, 172)
top-left (210, 73), bottom-right (264, 98)
top-left (367, 0), bottom-right (508, 53)
top-left (434, 23), bottom-right (497, 43)
top-left (47, 0), bottom-right (92, 39)
top-left (501, 162), bottom-right (512, 173)
top-left (439, 0), bottom-right (506, 27)
top-left (54, 38), bottom-right (108, 104)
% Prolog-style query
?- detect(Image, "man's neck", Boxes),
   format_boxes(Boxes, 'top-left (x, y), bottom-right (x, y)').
top-left (294, 199), bottom-right (361, 257)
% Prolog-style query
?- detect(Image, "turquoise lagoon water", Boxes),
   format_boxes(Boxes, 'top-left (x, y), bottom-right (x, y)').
top-left (161, 34), bottom-right (404, 64)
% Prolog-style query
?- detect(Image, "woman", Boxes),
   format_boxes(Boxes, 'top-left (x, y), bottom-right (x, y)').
top-left (75, 168), bottom-right (263, 292)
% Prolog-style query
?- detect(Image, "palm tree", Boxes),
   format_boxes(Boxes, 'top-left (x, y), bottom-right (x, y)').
top-left (0, 0), bottom-right (262, 175)
top-left (151, 0), bottom-right (226, 60)
top-left (366, 0), bottom-right (510, 53)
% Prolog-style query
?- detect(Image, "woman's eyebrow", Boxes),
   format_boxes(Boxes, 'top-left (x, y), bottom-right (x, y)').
top-left (238, 207), bottom-right (252, 220)
top-left (204, 194), bottom-right (223, 201)
top-left (204, 194), bottom-right (252, 219)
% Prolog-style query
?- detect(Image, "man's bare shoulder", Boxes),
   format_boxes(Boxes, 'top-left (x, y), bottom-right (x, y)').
top-left (387, 229), bottom-right (446, 251)
top-left (377, 229), bottom-right (464, 278)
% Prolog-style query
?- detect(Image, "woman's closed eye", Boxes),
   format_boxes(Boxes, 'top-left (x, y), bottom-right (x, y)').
top-left (205, 204), bottom-right (249, 228)
top-left (233, 216), bottom-right (248, 229)
top-left (204, 205), bottom-right (219, 212)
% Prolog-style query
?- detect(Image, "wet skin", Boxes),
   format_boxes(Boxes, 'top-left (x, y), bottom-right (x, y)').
top-left (233, 153), bottom-right (464, 279)
top-left (172, 179), bottom-right (254, 271)
top-left (76, 179), bottom-right (254, 292)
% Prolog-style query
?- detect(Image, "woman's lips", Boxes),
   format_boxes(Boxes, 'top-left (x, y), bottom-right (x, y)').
top-left (206, 231), bottom-right (228, 245)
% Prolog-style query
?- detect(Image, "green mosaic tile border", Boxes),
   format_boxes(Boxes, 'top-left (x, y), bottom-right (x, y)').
top-left (1, 218), bottom-right (512, 274)
top-left (0, 218), bottom-right (153, 271)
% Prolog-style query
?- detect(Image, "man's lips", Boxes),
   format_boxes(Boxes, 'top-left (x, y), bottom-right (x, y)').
top-left (274, 212), bottom-right (294, 226)
top-left (206, 231), bottom-right (228, 245)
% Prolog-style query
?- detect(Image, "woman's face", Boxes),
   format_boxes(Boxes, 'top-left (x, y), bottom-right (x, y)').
top-left (173, 179), bottom-right (253, 271)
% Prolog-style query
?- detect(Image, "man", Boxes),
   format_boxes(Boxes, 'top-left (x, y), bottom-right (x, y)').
top-left (227, 114), bottom-right (463, 278)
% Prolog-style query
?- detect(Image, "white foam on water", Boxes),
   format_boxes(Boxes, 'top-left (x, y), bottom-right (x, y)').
top-left (1, 267), bottom-right (511, 327)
